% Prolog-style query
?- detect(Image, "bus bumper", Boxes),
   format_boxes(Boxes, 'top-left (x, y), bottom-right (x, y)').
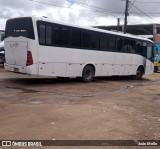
top-left (4, 63), bottom-right (37, 75)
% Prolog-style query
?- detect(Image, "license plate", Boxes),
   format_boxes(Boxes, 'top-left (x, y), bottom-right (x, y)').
top-left (14, 68), bottom-right (19, 72)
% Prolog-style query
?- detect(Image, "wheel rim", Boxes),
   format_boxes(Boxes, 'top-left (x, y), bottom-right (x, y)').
top-left (136, 70), bottom-right (142, 79)
top-left (85, 70), bottom-right (92, 79)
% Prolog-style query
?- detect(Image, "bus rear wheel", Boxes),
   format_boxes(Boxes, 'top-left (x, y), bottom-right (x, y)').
top-left (82, 65), bottom-right (95, 82)
top-left (133, 67), bottom-right (143, 80)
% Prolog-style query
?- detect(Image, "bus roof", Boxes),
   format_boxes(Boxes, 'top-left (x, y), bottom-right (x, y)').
top-left (10, 16), bottom-right (154, 43)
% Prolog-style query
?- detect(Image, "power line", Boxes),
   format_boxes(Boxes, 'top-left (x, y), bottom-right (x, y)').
top-left (135, 1), bottom-right (160, 3)
top-left (122, 0), bottom-right (160, 15)
top-left (27, 0), bottom-right (120, 18)
top-left (28, 0), bottom-right (160, 16)
top-left (27, 0), bottom-right (160, 25)
top-left (67, 0), bottom-right (122, 17)
top-left (128, 0), bottom-right (137, 10)
top-left (131, 4), bottom-right (160, 23)
top-left (72, 0), bottom-right (160, 23)
top-left (28, 0), bottom-right (70, 8)
top-left (130, 12), bottom-right (160, 15)
top-left (27, 0), bottom-right (160, 17)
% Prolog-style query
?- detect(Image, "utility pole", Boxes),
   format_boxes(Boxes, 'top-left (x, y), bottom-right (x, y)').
top-left (117, 18), bottom-right (120, 32)
top-left (124, 0), bottom-right (129, 34)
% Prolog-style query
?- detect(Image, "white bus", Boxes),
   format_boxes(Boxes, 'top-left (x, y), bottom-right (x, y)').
top-left (4, 16), bottom-right (154, 82)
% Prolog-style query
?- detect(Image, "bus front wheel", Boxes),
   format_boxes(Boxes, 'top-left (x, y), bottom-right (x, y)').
top-left (82, 65), bottom-right (95, 82)
top-left (133, 67), bottom-right (143, 80)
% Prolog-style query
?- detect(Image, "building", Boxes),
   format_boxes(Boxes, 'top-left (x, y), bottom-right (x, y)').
top-left (94, 24), bottom-right (160, 42)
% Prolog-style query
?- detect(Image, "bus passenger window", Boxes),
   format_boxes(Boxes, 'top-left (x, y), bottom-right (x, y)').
top-left (53, 26), bottom-right (62, 45)
top-left (71, 28), bottom-right (81, 48)
top-left (122, 39), bottom-right (136, 53)
top-left (108, 36), bottom-right (116, 52)
top-left (128, 40), bottom-right (136, 53)
top-left (81, 31), bottom-right (91, 48)
top-left (39, 24), bottom-right (45, 44)
top-left (122, 39), bottom-right (128, 53)
top-left (91, 33), bottom-right (99, 49)
top-left (62, 27), bottom-right (70, 46)
top-left (100, 34), bottom-right (108, 51)
top-left (135, 41), bottom-right (143, 55)
top-left (46, 25), bottom-right (52, 45)
top-left (117, 38), bottom-right (123, 52)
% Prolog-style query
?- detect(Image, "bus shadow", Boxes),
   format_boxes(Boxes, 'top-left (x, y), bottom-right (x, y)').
top-left (95, 76), bottom-right (151, 82)
top-left (4, 76), bottom-right (151, 86)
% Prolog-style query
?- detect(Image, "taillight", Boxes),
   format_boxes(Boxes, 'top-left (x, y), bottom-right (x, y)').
top-left (26, 51), bottom-right (33, 66)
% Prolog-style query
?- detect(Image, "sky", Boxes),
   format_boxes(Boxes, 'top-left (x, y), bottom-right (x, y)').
top-left (0, 0), bottom-right (160, 30)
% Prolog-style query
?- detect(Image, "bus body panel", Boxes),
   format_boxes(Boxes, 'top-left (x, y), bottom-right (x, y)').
top-left (102, 64), bottom-right (114, 76)
top-left (37, 46), bottom-right (92, 77)
top-left (92, 51), bottom-right (114, 76)
top-left (5, 41), bottom-right (28, 66)
top-left (114, 53), bottom-right (125, 75)
top-left (39, 62), bottom-right (67, 77)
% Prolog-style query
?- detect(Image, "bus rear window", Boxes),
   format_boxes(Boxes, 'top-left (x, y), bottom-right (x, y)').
top-left (5, 17), bottom-right (35, 39)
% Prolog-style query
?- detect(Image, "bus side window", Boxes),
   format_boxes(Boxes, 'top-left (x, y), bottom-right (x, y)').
top-left (100, 34), bottom-right (108, 51)
top-left (91, 32), bottom-right (99, 49)
top-left (122, 39), bottom-right (136, 53)
top-left (135, 41), bottom-right (142, 55)
top-left (128, 40), bottom-right (136, 53)
top-left (71, 28), bottom-right (81, 48)
top-left (108, 36), bottom-right (116, 52)
top-left (122, 39), bottom-right (128, 53)
top-left (39, 24), bottom-right (45, 44)
top-left (81, 30), bottom-right (91, 49)
top-left (117, 38), bottom-right (123, 52)
top-left (53, 26), bottom-right (62, 46)
top-left (62, 27), bottom-right (70, 46)
top-left (46, 25), bottom-right (52, 45)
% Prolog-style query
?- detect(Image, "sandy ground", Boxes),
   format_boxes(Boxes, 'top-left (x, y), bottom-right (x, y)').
top-left (0, 65), bottom-right (160, 149)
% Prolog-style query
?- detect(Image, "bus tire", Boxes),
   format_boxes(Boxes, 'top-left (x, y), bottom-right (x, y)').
top-left (154, 66), bottom-right (158, 72)
top-left (82, 65), bottom-right (95, 82)
top-left (133, 67), bottom-right (143, 80)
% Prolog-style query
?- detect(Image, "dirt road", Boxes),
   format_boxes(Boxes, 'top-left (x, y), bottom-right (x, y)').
top-left (0, 65), bottom-right (160, 149)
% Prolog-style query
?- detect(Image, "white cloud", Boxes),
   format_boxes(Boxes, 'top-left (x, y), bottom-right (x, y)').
top-left (0, 0), bottom-right (160, 30)
top-left (95, 16), bottom-right (117, 26)
top-left (0, 18), bottom-right (6, 30)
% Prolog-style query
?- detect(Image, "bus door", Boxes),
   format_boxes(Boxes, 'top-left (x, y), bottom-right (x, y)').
top-left (145, 42), bottom-right (154, 74)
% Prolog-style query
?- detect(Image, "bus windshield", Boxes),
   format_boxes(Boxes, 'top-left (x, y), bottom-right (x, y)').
top-left (5, 17), bottom-right (35, 39)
